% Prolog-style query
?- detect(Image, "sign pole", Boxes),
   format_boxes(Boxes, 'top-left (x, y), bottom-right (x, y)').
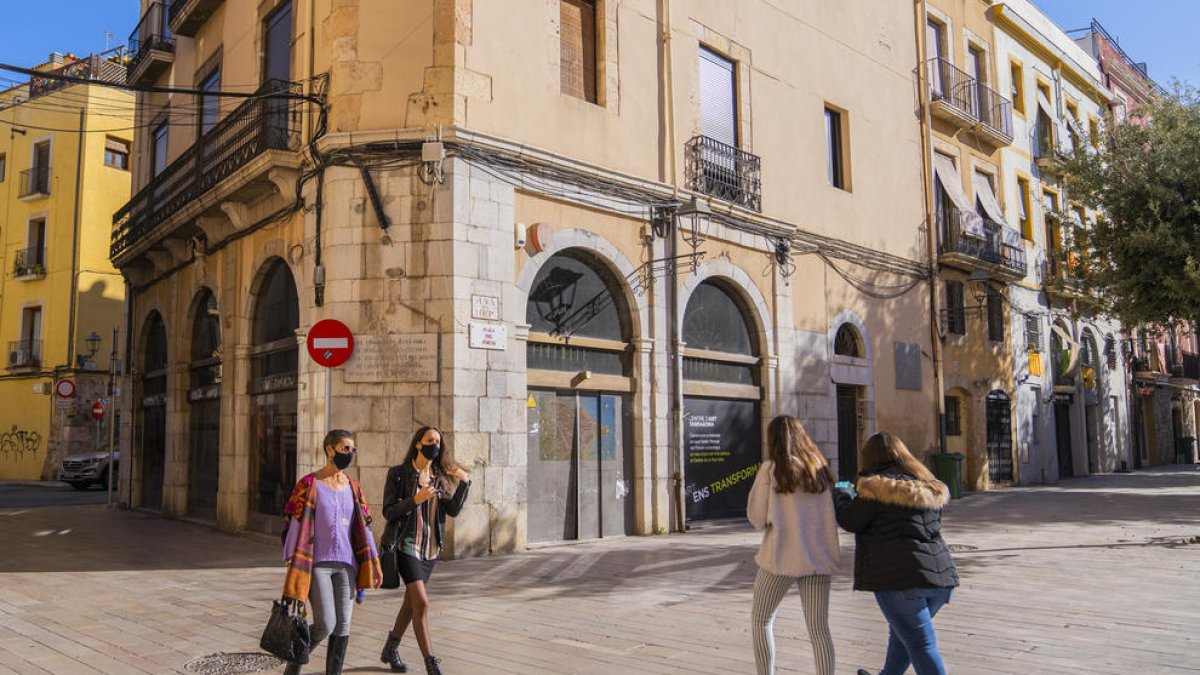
top-left (325, 369), bottom-right (332, 434)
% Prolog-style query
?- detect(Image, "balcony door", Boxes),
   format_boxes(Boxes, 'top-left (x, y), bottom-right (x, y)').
top-left (263, 1), bottom-right (293, 148)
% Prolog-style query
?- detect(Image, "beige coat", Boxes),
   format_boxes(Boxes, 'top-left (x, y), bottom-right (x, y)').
top-left (747, 461), bottom-right (842, 577)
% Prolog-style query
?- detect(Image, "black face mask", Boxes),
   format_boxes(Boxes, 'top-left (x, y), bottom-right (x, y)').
top-left (330, 451), bottom-right (354, 470)
top-left (420, 443), bottom-right (441, 461)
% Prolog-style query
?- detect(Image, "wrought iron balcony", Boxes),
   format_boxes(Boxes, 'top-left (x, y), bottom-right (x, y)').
top-left (128, 2), bottom-right (175, 84)
top-left (685, 135), bottom-right (762, 212)
top-left (12, 247), bottom-right (47, 278)
top-left (1044, 247), bottom-right (1085, 298)
top-left (7, 340), bottom-right (42, 370)
top-left (937, 207), bottom-right (1027, 279)
top-left (17, 166), bottom-right (50, 199)
top-left (926, 58), bottom-right (1013, 147)
top-left (169, 0), bottom-right (223, 37)
top-left (28, 49), bottom-right (126, 99)
top-left (111, 80), bottom-right (302, 261)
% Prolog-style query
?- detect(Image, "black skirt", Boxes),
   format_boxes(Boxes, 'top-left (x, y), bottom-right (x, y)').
top-left (397, 553), bottom-right (436, 585)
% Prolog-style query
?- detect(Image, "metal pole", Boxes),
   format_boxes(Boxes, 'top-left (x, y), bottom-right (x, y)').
top-left (107, 324), bottom-right (118, 508)
top-left (324, 368), bottom-right (331, 433)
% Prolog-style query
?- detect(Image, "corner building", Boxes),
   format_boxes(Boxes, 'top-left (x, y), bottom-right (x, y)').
top-left (114, 0), bottom-right (933, 552)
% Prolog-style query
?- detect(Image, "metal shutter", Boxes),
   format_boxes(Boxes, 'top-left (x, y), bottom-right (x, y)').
top-left (699, 46), bottom-right (737, 147)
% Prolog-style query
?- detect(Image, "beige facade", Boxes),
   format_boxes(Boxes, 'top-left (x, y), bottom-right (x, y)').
top-left (115, 0), bottom-right (933, 551)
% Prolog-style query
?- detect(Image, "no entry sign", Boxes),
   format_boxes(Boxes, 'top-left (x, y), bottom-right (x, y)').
top-left (91, 401), bottom-right (105, 420)
top-left (307, 319), bottom-right (355, 368)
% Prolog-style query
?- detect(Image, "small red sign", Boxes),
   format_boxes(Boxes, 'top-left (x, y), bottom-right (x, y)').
top-left (307, 319), bottom-right (355, 368)
top-left (91, 401), bottom-right (105, 420)
top-left (55, 379), bottom-right (76, 398)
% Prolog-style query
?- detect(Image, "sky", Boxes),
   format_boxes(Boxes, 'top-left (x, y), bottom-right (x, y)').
top-left (0, 1), bottom-right (1194, 89)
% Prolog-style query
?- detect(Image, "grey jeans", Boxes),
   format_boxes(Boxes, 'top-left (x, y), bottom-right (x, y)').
top-left (309, 562), bottom-right (355, 642)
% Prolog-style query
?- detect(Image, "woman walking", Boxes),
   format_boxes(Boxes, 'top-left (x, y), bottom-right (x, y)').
top-left (747, 415), bottom-right (841, 675)
top-left (281, 429), bottom-right (383, 675)
top-left (379, 426), bottom-right (471, 675)
top-left (833, 432), bottom-right (959, 675)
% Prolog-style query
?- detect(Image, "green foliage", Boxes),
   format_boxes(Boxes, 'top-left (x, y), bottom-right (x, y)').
top-left (1061, 86), bottom-right (1200, 326)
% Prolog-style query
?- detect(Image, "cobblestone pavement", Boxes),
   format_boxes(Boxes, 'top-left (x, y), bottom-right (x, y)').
top-left (1, 466), bottom-right (1198, 674)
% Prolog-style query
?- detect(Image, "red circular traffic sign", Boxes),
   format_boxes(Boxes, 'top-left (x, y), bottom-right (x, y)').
top-left (91, 401), bottom-right (105, 420)
top-left (55, 379), bottom-right (76, 398)
top-left (307, 319), bottom-right (355, 368)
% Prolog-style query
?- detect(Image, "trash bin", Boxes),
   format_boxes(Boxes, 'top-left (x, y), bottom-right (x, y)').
top-left (1175, 437), bottom-right (1196, 464)
top-left (934, 453), bottom-right (965, 499)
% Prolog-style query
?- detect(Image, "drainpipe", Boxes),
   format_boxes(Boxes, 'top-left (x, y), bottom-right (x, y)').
top-left (66, 108), bottom-right (85, 369)
top-left (916, 0), bottom-right (947, 456)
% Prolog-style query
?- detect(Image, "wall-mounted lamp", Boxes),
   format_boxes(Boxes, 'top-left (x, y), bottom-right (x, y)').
top-left (676, 195), bottom-right (713, 252)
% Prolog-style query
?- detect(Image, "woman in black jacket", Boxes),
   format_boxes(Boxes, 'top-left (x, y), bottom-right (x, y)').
top-left (378, 426), bottom-right (470, 675)
top-left (834, 432), bottom-right (958, 675)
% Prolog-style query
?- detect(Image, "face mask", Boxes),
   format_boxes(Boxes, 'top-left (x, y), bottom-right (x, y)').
top-left (420, 443), bottom-right (441, 461)
top-left (330, 451), bottom-right (354, 470)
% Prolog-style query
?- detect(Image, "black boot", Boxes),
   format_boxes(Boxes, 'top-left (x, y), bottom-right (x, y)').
top-left (325, 635), bottom-right (348, 675)
top-left (424, 655), bottom-right (443, 675)
top-left (857, 670), bottom-right (873, 675)
top-left (380, 632), bottom-right (408, 672)
top-left (284, 636), bottom-right (321, 675)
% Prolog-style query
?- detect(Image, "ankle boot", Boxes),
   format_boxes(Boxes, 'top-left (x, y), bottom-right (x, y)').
top-left (325, 635), bottom-right (348, 675)
top-left (283, 660), bottom-right (301, 675)
top-left (380, 632), bottom-right (408, 672)
top-left (424, 655), bottom-right (443, 675)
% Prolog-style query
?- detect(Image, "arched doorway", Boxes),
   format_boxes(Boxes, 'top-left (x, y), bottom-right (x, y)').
top-left (139, 312), bottom-right (167, 510)
top-left (248, 259), bottom-right (299, 523)
top-left (985, 390), bottom-right (1013, 484)
top-left (525, 250), bottom-right (634, 543)
top-left (681, 279), bottom-right (762, 521)
top-left (1050, 325), bottom-right (1075, 477)
top-left (1080, 329), bottom-right (1101, 473)
top-left (833, 323), bottom-right (865, 481)
top-left (187, 289), bottom-right (221, 520)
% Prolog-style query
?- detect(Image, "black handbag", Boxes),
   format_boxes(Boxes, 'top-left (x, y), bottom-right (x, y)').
top-left (260, 596), bottom-right (311, 664)
top-left (380, 544), bottom-right (401, 589)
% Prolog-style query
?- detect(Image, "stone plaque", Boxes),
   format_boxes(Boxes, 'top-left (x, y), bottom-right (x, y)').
top-left (344, 334), bottom-right (438, 383)
top-left (471, 294), bottom-right (500, 321)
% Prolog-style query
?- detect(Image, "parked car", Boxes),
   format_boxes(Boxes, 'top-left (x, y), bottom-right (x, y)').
top-left (61, 449), bottom-right (119, 490)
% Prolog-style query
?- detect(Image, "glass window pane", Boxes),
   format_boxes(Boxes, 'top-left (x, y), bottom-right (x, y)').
top-left (682, 281), bottom-right (754, 355)
top-left (526, 252), bottom-right (627, 341)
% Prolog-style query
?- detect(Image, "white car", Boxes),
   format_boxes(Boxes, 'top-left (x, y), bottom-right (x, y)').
top-left (60, 450), bottom-right (119, 490)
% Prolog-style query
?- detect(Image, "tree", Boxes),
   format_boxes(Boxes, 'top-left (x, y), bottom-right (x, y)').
top-left (1061, 86), bottom-right (1200, 326)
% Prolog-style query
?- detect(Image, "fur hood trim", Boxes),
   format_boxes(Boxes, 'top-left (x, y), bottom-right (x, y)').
top-left (856, 473), bottom-right (949, 510)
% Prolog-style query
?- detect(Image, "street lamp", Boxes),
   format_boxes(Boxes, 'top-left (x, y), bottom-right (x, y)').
top-left (85, 331), bottom-right (102, 359)
top-left (968, 268), bottom-right (990, 306)
top-left (677, 195), bottom-right (713, 252)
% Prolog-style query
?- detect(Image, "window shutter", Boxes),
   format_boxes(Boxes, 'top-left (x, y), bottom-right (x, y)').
top-left (560, 0), bottom-right (597, 103)
top-left (945, 281), bottom-right (965, 335)
top-left (699, 47), bottom-right (737, 147)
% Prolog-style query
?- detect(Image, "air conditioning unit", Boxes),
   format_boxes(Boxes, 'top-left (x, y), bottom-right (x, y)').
top-left (8, 349), bottom-right (26, 367)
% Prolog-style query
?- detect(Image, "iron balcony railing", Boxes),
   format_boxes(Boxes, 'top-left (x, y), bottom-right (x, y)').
top-left (128, 2), bottom-right (175, 75)
top-left (28, 48), bottom-right (127, 99)
top-left (7, 340), bottom-right (42, 369)
top-left (927, 58), bottom-right (1013, 142)
top-left (684, 135), bottom-right (762, 212)
top-left (111, 79), bottom-right (302, 260)
top-left (1046, 247), bottom-right (1081, 286)
top-left (17, 166), bottom-right (50, 198)
top-left (939, 208), bottom-right (1027, 275)
top-left (12, 247), bottom-right (47, 277)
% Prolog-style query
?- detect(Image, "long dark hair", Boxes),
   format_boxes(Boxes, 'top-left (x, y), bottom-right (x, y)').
top-left (767, 415), bottom-right (834, 494)
top-left (403, 426), bottom-right (468, 478)
top-left (859, 432), bottom-right (935, 481)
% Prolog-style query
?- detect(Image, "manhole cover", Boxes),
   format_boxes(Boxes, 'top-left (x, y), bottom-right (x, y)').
top-left (184, 652), bottom-right (281, 675)
top-left (948, 544), bottom-right (978, 552)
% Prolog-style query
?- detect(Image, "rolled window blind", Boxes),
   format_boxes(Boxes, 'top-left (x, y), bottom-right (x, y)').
top-left (699, 46), bottom-right (737, 147)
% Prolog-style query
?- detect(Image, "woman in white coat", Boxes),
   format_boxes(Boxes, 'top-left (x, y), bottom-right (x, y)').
top-left (747, 415), bottom-right (842, 675)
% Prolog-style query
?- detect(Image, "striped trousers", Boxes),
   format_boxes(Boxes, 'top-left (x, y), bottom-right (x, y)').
top-left (751, 568), bottom-right (835, 675)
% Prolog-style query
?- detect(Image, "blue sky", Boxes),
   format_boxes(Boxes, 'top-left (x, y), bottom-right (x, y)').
top-left (0, 1), bottom-right (1193, 89)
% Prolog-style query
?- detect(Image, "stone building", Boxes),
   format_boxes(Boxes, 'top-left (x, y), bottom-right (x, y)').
top-left (112, 0), bottom-right (933, 551)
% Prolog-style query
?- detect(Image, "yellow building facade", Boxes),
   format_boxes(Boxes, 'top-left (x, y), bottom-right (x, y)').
top-left (0, 52), bottom-right (132, 480)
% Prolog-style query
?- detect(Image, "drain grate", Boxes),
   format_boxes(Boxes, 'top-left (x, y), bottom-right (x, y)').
top-left (184, 652), bottom-right (282, 675)
top-left (947, 544), bottom-right (978, 552)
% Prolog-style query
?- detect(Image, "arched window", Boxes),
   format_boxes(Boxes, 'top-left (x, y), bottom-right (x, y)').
top-left (139, 312), bottom-right (168, 510)
top-left (249, 259), bottom-right (299, 518)
top-left (834, 323), bottom-right (863, 358)
top-left (526, 250), bottom-right (630, 375)
top-left (682, 280), bottom-right (757, 385)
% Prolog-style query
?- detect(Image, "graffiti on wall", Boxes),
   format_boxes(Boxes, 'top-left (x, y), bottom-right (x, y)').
top-left (0, 426), bottom-right (42, 462)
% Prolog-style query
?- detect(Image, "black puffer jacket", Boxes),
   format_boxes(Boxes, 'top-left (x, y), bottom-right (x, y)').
top-left (833, 467), bottom-right (958, 592)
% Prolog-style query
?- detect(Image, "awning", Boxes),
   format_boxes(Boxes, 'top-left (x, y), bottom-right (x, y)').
top-left (933, 154), bottom-right (971, 211)
top-left (1036, 91), bottom-right (1055, 120)
top-left (972, 171), bottom-right (1008, 226)
top-left (1051, 323), bottom-right (1081, 376)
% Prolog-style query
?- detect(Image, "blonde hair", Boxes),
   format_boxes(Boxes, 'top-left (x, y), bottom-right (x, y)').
top-left (767, 415), bottom-right (834, 494)
top-left (859, 432), bottom-right (935, 481)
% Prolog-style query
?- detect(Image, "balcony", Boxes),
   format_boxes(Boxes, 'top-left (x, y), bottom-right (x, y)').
top-left (927, 58), bottom-right (1014, 148)
top-left (127, 2), bottom-right (175, 85)
top-left (12, 247), bottom-right (47, 279)
top-left (937, 207), bottom-right (1027, 281)
top-left (168, 0), bottom-right (223, 37)
top-left (17, 166), bottom-right (50, 200)
top-left (684, 135), bottom-right (762, 212)
top-left (111, 80), bottom-right (303, 265)
top-left (28, 49), bottom-right (126, 99)
top-left (1044, 247), bottom-right (1086, 299)
top-left (7, 340), bottom-right (42, 370)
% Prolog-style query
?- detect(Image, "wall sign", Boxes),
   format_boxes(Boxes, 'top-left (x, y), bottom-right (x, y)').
top-left (683, 397), bottom-right (762, 521)
top-left (344, 334), bottom-right (438, 382)
top-left (469, 323), bottom-right (507, 351)
top-left (471, 295), bottom-right (500, 321)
